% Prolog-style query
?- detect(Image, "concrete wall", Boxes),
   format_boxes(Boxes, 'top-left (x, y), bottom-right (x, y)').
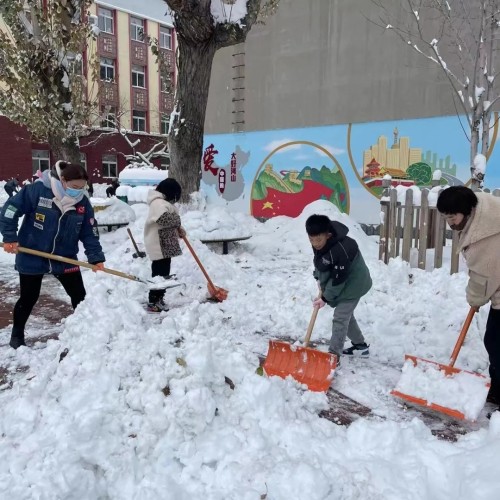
top-left (205, 0), bottom-right (454, 134)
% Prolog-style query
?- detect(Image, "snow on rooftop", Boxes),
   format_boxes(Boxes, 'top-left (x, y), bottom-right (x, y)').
top-left (96, 0), bottom-right (173, 26)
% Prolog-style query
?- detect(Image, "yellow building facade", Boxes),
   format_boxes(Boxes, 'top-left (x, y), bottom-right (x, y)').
top-left (88, 1), bottom-right (175, 135)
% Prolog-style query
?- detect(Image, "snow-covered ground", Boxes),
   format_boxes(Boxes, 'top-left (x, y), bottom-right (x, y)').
top-left (0, 197), bottom-right (499, 500)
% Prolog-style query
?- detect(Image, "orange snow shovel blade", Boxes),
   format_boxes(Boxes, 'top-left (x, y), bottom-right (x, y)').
top-left (391, 307), bottom-right (490, 421)
top-left (263, 307), bottom-right (338, 392)
top-left (182, 236), bottom-right (228, 302)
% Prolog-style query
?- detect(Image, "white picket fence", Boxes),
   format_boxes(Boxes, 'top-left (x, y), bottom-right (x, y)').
top-left (378, 182), bottom-right (500, 273)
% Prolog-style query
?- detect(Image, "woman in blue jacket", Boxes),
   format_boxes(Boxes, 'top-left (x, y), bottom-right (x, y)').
top-left (0, 161), bottom-right (105, 349)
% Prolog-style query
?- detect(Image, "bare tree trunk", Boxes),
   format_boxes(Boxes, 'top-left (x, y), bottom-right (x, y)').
top-left (168, 39), bottom-right (217, 200)
top-left (49, 135), bottom-right (82, 165)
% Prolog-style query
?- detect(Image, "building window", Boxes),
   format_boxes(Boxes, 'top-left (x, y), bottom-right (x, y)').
top-left (80, 153), bottom-right (87, 170)
top-left (159, 26), bottom-right (172, 50)
top-left (130, 17), bottom-right (144, 41)
top-left (98, 7), bottom-right (114, 34)
top-left (32, 150), bottom-right (50, 174)
top-left (102, 154), bottom-right (117, 178)
top-left (161, 114), bottom-right (169, 135)
top-left (132, 110), bottom-right (146, 132)
top-left (160, 156), bottom-right (170, 170)
top-left (131, 65), bottom-right (146, 88)
top-left (101, 106), bottom-right (116, 128)
top-left (160, 75), bottom-right (171, 93)
top-left (100, 58), bottom-right (115, 81)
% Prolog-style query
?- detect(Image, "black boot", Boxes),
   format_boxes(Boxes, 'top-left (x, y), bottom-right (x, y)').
top-left (9, 326), bottom-right (26, 349)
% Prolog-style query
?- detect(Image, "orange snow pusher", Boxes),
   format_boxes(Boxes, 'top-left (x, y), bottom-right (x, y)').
top-left (263, 306), bottom-right (338, 392)
top-left (182, 235), bottom-right (228, 302)
top-left (391, 307), bottom-right (491, 421)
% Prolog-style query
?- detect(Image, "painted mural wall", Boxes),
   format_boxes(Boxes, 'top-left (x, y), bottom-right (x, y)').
top-left (201, 114), bottom-right (500, 224)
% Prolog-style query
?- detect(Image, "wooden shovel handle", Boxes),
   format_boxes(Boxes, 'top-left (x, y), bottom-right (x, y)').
top-left (181, 235), bottom-right (216, 289)
top-left (449, 307), bottom-right (476, 367)
top-left (303, 306), bottom-right (320, 347)
top-left (127, 228), bottom-right (142, 254)
top-left (0, 242), bottom-right (144, 283)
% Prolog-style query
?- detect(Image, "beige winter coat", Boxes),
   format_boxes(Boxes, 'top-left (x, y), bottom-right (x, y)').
top-left (144, 190), bottom-right (182, 260)
top-left (458, 193), bottom-right (500, 309)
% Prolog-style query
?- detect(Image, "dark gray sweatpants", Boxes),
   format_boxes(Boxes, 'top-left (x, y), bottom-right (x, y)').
top-left (329, 299), bottom-right (365, 355)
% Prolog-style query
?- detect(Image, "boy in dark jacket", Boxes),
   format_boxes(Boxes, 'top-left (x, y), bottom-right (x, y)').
top-left (306, 214), bottom-right (372, 360)
top-left (0, 161), bottom-right (105, 349)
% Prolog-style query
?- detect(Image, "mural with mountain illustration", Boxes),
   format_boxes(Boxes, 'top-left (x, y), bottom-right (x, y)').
top-left (251, 142), bottom-right (349, 218)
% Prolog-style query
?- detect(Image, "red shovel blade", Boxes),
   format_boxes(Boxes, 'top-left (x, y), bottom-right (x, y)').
top-left (263, 340), bottom-right (338, 392)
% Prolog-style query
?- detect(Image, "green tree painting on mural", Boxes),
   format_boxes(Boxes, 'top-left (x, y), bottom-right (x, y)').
top-left (406, 162), bottom-right (432, 186)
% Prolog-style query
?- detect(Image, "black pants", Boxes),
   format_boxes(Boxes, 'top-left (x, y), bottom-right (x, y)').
top-left (148, 258), bottom-right (171, 304)
top-left (484, 307), bottom-right (500, 397)
top-left (13, 272), bottom-right (86, 335)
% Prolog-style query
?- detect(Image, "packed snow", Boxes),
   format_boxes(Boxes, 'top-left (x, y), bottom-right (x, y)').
top-left (91, 197), bottom-right (136, 225)
top-left (1, 196), bottom-right (500, 500)
top-left (118, 165), bottom-right (168, 186)
top-left (393, 358), bottom-right (490, 420)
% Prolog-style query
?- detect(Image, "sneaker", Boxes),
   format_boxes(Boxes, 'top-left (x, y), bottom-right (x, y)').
top-left (146, 302), bottom-right (169, 313)
top-left (342, 343), bottom-right (370, 357)
top-left (146, 303), bottom-right (162, 313)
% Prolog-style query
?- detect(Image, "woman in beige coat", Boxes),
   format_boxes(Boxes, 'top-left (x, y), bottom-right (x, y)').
top-left (437, 186), bottom-right (500, 409)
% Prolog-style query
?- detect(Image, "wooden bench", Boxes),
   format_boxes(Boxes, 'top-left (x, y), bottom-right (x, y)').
top-left (96, 222), bottom-right (129, 232)
top-left (200, 236), bottom-right (251, 255)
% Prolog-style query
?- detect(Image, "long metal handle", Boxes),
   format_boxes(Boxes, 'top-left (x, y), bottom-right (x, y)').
top-left (0, 242), bottom-right (145, 283)
top-left (303, 306), bottom-right (320, 347)
top-left (449, 307), bottom-right (476, 367)
top-left (127, 228), bottom-right (141, 254)
top-left (182, 235), bottom-right (216, 289)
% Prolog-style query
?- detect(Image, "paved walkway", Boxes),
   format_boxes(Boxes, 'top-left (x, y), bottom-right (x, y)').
top-left (0, 264), bottom-right (72, 344)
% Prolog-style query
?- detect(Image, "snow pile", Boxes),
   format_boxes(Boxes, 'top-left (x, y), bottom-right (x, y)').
top-left (1, 199), bottom-right (500, 499)
top-left (472, 153), bottom-right (487, 183)
top-left (116, 185), bottom-right (152, 203)
top-left (92, 197), bottom-right (136, 225)
top-left (118, 165), bottom-right (167, 186)
top-left (393, 359), bottom-right (490, 420)
top-left (182, 206), bottom-right (254, 240)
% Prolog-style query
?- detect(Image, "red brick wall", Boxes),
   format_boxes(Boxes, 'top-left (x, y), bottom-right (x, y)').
top-left (0, 116), bottom-right (167, 183)
top-left (0, 117), bottom-right (33, 182)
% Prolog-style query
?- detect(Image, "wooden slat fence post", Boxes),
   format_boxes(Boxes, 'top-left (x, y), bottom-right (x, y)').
top-left (417, 189), bottom-right (429, 270)
top-left (378, 177), bottom-right (392, 264)
top-left (388, 188), bottom-right (398, 260)
top-left (433, 208), bottom-right (446, 269)
top-left (401, 189), bottom-right (414, 263)
top-left (450, 230), bottom-right (460, 274)
top-left (379, 200), bottom-right (389, 263)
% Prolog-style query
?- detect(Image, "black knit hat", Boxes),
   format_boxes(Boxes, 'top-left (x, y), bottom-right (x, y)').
top-left (156, 178), bottom-right (182, 203)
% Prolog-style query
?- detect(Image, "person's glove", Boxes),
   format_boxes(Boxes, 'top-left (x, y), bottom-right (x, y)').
top-left (3, 242), bottom-right (19, 254)
top-left (312, 297), bottom-right (326, 309)
top-left (92, 262), bottom-right (105, 272)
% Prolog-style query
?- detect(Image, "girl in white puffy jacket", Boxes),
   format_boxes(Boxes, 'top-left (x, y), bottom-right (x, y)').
top-left (144, 178), bottom-right (185, 311)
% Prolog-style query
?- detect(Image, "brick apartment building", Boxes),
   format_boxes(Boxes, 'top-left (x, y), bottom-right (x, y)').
top-left (0, 0), bottom-right (175, 183)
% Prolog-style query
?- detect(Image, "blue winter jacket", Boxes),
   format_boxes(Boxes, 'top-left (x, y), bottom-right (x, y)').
top-left (0, 182), bottom-right (105, 274)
